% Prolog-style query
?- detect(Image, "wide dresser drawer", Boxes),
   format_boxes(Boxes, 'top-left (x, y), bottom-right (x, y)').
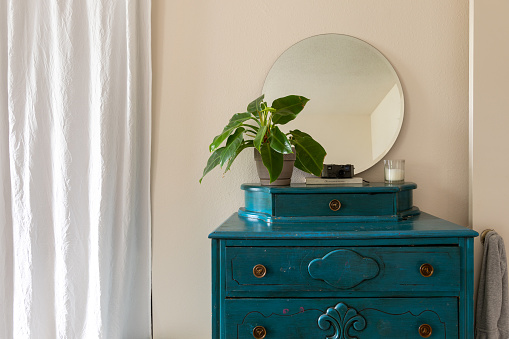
top-left (226, 246), bottom-right (460, 295)
top-left (225, 298), bottom-right (458, 338)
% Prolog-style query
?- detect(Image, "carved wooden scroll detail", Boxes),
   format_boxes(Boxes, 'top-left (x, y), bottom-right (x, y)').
top-left (318, 303), bottom-right (366, 339)
top-left (308, 249), bottom-right (380, 289)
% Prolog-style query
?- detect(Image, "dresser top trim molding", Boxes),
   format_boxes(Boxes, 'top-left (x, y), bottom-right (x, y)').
top-left (209, 212), bottom-right (478, 239)
top-left (241, 182), bottom-right (417, 194)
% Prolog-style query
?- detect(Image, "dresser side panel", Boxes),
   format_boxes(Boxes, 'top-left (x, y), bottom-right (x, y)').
top-left (459, 237), bottom-right (475, 339)
top-left (244, 190), bottom-right (273, 215)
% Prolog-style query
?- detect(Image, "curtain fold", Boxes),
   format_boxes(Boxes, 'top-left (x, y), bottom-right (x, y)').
top-left (0, 1), bottom-right (152, 338)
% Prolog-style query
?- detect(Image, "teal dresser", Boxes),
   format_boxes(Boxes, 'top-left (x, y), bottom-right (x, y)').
top-left (210, 183), bottom-right (478, 338)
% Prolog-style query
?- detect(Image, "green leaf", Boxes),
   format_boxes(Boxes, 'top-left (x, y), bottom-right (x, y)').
top-left (270, 126), bottom-right (293, 154)
top-left (247, 94), bottom-right (265, 116)
top-left (220, 127), bottom-right (245, 166)
top-left (290, 129), bottom-right (317, 174)
top-left (291, 129), bottom-right (315, 173)
top-left (242, 124), bottom-right (260, 131)
top-left (289, 129), bottom-right (326, 177)
top-left (294, 156), bottom-right (311, 174)
top-left (272, 95), bottom-right (309, 113)
top-left (209, 113), bottom-right (253, 152)
top-left (210, 126), bottom-right (238, 152)
top-left (199, 147), bottom-right (225, 183)
top-left (272, 95), bottom-right (310, 125)
top-left (224, 140), bottom-right (253, 173)
top-left (289, 129), bottom-right (312, 138)
top-left (253, 125), bottom-right (268, 152)
top-left (272, 112), bottom-right (297, 125)
top-left (228, 112), bottom-right (252, 126)
top-left (260, 142), bottom-right (284, 183)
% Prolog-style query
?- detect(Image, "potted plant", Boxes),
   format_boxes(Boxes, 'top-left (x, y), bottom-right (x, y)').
top-left (200, 94), bottom-right (326, 184)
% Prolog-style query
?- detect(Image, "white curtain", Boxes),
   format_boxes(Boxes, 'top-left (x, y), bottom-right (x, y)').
top-left (0, 1), bottom-right (152, 338)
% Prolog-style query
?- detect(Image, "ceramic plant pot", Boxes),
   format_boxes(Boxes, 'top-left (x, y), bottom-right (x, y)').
top-left (254, 148), bottom-right (296, 186)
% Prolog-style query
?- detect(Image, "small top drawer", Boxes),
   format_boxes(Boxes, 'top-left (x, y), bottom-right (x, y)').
top-left (225, 246), bottom-right (460, 296)
top-left (273, 192), bottom-right (393, 217)
top-left (239, 183), bottom-right (419, 222)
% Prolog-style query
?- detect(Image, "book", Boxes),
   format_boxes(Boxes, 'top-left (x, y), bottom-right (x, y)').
top-left (305, 177), bottom-right (363, 185)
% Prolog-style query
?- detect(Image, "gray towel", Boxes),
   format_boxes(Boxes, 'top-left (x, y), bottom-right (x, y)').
top-left (475, 231), bottom-right (509, 338)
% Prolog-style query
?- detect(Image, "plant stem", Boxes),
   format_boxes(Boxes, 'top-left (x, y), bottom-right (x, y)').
top-left (259, 110), bottom-right (265, 126)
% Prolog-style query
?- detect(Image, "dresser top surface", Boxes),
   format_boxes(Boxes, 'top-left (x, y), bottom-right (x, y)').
top-left (241, 182), bottom-right (417, 194)
top-left (209, 212), bottom-right (478, 239)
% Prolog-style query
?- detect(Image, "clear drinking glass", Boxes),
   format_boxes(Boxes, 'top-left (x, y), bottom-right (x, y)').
top-left (384, 160), bottom-right (405, 184)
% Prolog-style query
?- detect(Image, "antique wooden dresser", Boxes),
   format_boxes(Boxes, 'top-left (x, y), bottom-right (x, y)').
top-left (209, 183), bottom-right (478, 338)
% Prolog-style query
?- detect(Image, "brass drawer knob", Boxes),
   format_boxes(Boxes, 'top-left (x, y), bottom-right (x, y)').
top-left (329, 199), bottom-right (341, 211)
top-left (419, 324), bottom-right (432, 337)
top-left (253, 264), bottom-right (267, 278)
top-left (253, 325), bottom-right (267, 338)
top-left (420, 263), bottom-right (434, 277)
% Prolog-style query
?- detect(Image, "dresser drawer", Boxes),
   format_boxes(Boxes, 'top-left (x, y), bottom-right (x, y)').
top-left (225, 298), bottom-right (458, 338)
top-left (239, 183), bottom-right (419, 222)
top-left (226, 246), bottom-right (460, 295)
top-left (274, 193), bottom-right (394, 217)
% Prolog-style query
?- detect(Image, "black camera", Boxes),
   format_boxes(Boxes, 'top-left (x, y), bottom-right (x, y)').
top-left (321, 164), bottom-right (355, 178)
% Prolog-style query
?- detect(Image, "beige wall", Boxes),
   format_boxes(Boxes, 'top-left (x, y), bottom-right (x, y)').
top-left (151, 1), bottom-right (469, 338)
top-left (470, 0), bottom-right (509, 296)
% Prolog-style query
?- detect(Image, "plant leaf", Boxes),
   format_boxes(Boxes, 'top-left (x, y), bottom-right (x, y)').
top-left (224, 140), bottom-right (253, 173)
top-left (210, 125), bottom-right (238, 152)
top-left (242, 123), bottom-right (260, 131)
top-left (260, 142), bottom-right (284, 183)
top-left (209, 113), bottom-right (253, 152)
top-left (199, 147), bottom-right (225, 183)
top-left (289, 129), bottom-right (312, 138)
top-left (247, 94), bottom-right (265, 116)
top-left (270, 126), bottom-right (293, 154)
top-left (291, 128), bottom-right (315, 173)
top-left (290, 129), bottom-right (316, 174)
top-left (292, 129), bottom-right (314, 173)
top-left (294, 156), bottom-right (311, 174)
top-left (253, 125), bottom-right (268, 152)
top-left (220, 127), bottom-right (245, 166)
top-left (272, 95), bottom-right (310, 125)
top-left (227, 112), bottom-right (252, 126)
top-left (290, 129), bottom-right (326, 177)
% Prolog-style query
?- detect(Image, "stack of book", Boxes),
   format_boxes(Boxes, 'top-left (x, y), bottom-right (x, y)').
top-left (305, 177), bottom-right (363, 185)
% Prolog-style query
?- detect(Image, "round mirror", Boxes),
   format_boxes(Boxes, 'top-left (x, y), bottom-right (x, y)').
top-left (262, 34), bottom-right (404, 174)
